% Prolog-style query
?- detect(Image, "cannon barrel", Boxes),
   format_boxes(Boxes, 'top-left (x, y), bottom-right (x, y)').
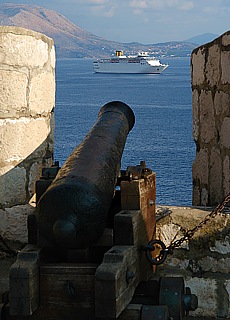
top-left (37, 101), bottom-right (135, 249)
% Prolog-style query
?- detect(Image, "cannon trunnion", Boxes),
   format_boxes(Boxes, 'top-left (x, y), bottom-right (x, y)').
top-left (6, 102), bottom-right (198, 320)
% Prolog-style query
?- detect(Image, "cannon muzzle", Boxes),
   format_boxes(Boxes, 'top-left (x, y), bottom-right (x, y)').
top-left (37, 101), bottom-right (135, 249)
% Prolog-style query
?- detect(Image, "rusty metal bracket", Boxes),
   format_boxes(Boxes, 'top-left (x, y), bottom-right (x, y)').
top-left (118, 161), bottom-right (152, 184)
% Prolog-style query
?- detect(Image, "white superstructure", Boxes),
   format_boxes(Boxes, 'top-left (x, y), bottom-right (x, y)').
top-left (93, 51), bottom-right (169, 74)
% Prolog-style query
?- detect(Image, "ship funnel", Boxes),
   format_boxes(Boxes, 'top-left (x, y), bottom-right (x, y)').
top-left (116, 50), bottom-right (123, 57)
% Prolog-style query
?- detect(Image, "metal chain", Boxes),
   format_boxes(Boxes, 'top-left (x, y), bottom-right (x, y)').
top-left (144, 194), bottom-right (230, 265)
top-left (166, 193), bottom-right (230, 253)
top-left (0, 234), bottom-right (17, 256)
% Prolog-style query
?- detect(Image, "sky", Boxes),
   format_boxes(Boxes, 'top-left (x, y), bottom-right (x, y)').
top-left (1, 0), bottom-right (230, 43)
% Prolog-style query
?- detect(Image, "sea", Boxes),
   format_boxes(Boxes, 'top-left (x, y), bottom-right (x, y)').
top-left (54, 57), bottom-right (195, 206)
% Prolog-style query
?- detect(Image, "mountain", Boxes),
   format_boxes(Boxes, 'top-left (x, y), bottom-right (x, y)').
top-left (0, 3), bottom-right (115, 58)
top-left (185, 33), bottom-right (219, 45)
top-left (0, 3), bottom-right (203, 59)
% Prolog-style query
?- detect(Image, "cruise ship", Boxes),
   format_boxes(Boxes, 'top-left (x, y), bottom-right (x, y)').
top-left (93, 50), bottom-right (169, 74)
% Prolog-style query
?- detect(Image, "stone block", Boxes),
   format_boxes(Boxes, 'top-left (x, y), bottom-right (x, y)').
top-left (0, 70), bottom-right (27, 118)
top-left (199, 256), bottom-right (230, 273)
top-left (221, 51), bottom-right (230, 84)
top-left (29, 71), bottom-right (55, 116)
top-left (210, 235), bottom-right (230, 255)
top-left (28, 162), bottom-right (43, 197)
top-left (156, 223), bottom-right (181, 248)
top-left (0, 27), bottom-right (54, 69)
top-left (0, 204), bottom-right (35, 243)
top-left (50, 46), bottom-right (56, 69)
top-left (224, 280), bottom-right (230, 318)
top-left (214, 90), bottom-right (230, 116)
top-left (201, 187), bottom-right (208, 206)
top-left (206, 44), bottom-right (220, 86)
top-left (199, 90), bottom-right (215, 144)
top-left (192, 185), bottom-right (200, 206)
top-left (220, 117), bottom-right (230, 149)
top-left (192, 89), bottom-right (199, 141)
top-left (0, 166), bottom-right (27, 207)
top-left (223, 156), bottom-right (230, 196)
top-left (191, 47), bottom-right (205, 85)
top-left (185, 277), bottom-right (218, 318)
top-left (192, 148), bottom-right (209, 185)
top-left (222, 32), bottom-right (230, 46)
top-left (158, 256), bottom-right (189, 270)
top-left (0, 117), bottom-right (51, 164)
top-left (209, 147), bottom-right (222, 203)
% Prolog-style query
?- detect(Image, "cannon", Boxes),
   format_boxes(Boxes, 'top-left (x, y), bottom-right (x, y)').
top-left (37, 101), bottom-right (135, 249)
top-left (6, 101), bottom-right (198, 320)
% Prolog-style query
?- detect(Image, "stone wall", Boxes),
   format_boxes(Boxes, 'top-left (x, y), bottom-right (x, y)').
top-left (156, 205), bottom-right (230, 319)
top-left (192, 31), bottom-right (230, 206)
top-left (0, 26), bottom-right (55, 242)
top-left (158, 36), bottom-right (230, 317)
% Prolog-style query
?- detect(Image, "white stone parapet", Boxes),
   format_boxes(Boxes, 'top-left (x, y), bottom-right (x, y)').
top-left (0, 26), bottom-right (55, 241)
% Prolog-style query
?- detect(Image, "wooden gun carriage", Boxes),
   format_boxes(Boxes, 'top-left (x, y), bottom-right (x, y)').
top-left (4, 101), bottom-right (197, 320)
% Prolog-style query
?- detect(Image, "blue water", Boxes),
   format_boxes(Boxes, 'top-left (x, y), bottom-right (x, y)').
top-left (54, 57), bottom-right (195, 206)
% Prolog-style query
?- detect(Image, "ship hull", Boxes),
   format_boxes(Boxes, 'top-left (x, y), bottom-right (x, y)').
top-left (93, 62), bottom-right (168, 74)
